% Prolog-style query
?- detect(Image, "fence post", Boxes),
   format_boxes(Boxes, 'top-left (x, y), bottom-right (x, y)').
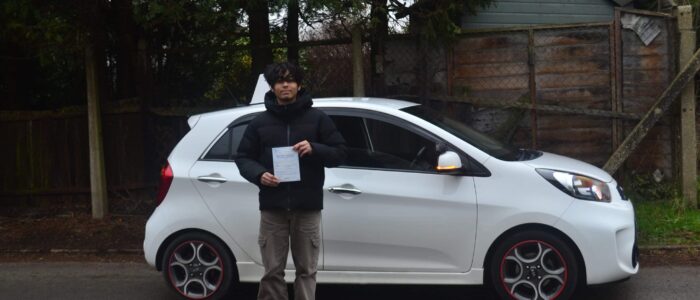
top-left (85, 42), bottom-right (109, 219)
top-left (676, 5), bottom-right (697, 208)
top-left (603, 43), bottom-right (700, 174)
top-left (352, 25), bottom-right (365, 97)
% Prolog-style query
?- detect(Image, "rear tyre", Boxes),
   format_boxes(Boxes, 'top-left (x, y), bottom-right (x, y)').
top-left (489, 230), bottom-right (580, 300)
top-left (161, 232), bottom-right (236, 300)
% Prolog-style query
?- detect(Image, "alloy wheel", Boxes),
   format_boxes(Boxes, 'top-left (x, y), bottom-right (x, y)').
top-left (167, 240), bottom-right (225, 299)
top-left (499, 240), bottom-right (568, 300)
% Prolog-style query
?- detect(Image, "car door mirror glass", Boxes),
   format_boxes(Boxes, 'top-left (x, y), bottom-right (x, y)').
top-left (436, 151), bottom-right (463, 173)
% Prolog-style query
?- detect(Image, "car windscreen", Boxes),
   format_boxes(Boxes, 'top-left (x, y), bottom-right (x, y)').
top-left (401, 105), bottom-right (520, 161)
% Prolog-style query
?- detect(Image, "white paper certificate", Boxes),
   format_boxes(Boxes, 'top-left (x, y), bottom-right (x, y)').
top-left (272, 146), bottom-right (300, 182)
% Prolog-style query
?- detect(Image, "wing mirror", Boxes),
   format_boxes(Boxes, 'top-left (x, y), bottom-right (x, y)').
top-left (436, 151), bottom-right (463, 174)
top-left (436, 143), bottom-right (448, 154)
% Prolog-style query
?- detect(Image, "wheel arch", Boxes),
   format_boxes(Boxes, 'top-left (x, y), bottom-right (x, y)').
top-left (156, 228), bottom-right (239, 282)
top-left (482, 223), bottom-right (586, 286)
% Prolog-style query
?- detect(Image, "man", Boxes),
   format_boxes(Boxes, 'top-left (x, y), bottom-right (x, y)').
top-left (236, 62), bottom-right (346, 300)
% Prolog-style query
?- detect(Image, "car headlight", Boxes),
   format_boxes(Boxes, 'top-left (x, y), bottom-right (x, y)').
top-left (536, 169), bottom-right (611, 202)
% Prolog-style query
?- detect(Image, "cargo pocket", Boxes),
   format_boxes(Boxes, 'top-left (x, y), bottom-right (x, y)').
top-left (310, 236), bottom-right (320, 248)
top-left (258, 235), bottom-right (268, 248)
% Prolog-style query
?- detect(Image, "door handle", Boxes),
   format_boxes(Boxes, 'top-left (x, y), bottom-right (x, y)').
top-left (328, 186), bottom-right (362, 195)
top-left (197, 176), bottom-right (227, 183)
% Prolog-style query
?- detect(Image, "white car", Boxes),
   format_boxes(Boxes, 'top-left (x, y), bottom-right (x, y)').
top-left (144, 83), bottom-right (638, 300)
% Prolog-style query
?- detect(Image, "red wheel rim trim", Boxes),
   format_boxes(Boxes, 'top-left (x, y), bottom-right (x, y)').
top-left (498, 239), bottom-right (568, 300)
top-left (167, 240), bottom-right (225, 299)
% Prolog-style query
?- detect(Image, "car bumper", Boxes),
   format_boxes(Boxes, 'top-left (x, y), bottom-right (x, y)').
top-left (143, 213), bottom-right (160, 268)
top-left (555, 196), bottom-right (639, 285)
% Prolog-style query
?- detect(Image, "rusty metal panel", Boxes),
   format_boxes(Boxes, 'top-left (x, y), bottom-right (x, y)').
top-left (535, 59), bottom-right (610, 74)
top-left (452, 32), bottom-right (530, 97)
top-left (622, 84), bottom-right (667, 98)
top-left (537, 115), bottom-right (613, 129)
top-left (447, 17), bottom-right (676, 172)
top-left (619, 11), bottom-right (675, 176)
top-left (536, 73), bottom-right (611, 89)
top-left (534, 28), bottom-right (612, 46)
top-left (451, 31), bottom-right (533, 148)
top-left (452, 48), bottom-right (529, 64)
top-left (625, 124), bottom-right (675, 173)
top-left (453, 62), bottom-right (529, 78)
top-left (534, 44), bottom-right (611, 61)
top-left (536, 123), bottom-right (610, 167)
top-left (533, 26), bottom-right (613, 166)
top-left (529, 29), bottom-right (538, 149)
top-left (538, 86), bottom-right (612, 109)
top-left (453, 76), bottom-right (530, 91)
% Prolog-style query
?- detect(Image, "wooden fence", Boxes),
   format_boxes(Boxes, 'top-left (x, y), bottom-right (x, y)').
top-left (0, 105), bottom-right (191, 216)
top-left (0, 8), bottom-right (690, 215)
top-left (438, 9), bottom-right (678, 177)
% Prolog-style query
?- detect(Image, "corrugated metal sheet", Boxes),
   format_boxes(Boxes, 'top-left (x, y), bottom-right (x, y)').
top-left (463, 0), bottom-right (615, 29)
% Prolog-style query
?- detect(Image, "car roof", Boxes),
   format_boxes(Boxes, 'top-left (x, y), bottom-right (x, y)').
top-left (190, 97), bottom-right (419, 121)
top-left (315, 97), bottom-right (418, 110)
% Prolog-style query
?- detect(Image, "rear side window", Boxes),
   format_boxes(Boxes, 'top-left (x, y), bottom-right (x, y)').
top-left (203, 123), bottom-right (248, 161)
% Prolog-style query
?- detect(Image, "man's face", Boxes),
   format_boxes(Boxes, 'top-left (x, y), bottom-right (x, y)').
top-left (272, 71), bottom-right (299, 105)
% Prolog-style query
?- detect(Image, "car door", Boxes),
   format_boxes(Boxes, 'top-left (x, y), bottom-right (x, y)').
top-left (321, 110), bottom-right (478, 273)
top-left (188, 115), bottom-right (322, 269)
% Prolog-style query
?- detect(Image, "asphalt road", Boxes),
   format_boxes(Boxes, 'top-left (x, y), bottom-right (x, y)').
top-left (0, 262), bottom-right (698, 299)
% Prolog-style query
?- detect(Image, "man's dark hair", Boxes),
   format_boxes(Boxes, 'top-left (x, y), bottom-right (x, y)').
top-left (264, 62), bottom-right (304, 86)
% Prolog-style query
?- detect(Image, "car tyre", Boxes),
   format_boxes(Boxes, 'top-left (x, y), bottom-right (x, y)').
top-left (161, 232), bottom-right (237, 300)
top-left (489, 230), bottom-right (580, 300)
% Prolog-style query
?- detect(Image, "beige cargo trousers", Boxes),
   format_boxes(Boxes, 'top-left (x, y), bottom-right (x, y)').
top-left (257, 210), bottom-right (321, 300)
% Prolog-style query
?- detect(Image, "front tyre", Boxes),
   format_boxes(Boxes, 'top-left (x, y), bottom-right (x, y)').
top-left (161, 232), bottom-right (236, 300)
top-left (489, 230), bottom-right (580, 300)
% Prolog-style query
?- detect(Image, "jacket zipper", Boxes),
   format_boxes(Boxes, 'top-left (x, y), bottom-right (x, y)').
top-left (286, 123), bottom-right (291, 211)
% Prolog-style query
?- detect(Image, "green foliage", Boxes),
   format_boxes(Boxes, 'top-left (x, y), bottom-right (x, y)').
top-left (626, 174), bottom-right (700, 246)
top-left (635, 199), bottom-right (700, 246)
top-left (0, 0), bottom-right (84, 108)
top-left (411, 1), bottom-right (464, 42)
top-left (402, 0), bottom-right (494, 42)
top-left (623, 173), bottom-right (679, 203)
top-left (300, 0), bottom-right (494, 41)
top-left (133, 0), bottom-right (250, 105)
top-left (1, 0), bottom-right (496, 108)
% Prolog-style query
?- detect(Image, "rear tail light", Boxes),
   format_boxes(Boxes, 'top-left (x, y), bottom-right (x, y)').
top-left (156, 162), bottom-right (173, 206)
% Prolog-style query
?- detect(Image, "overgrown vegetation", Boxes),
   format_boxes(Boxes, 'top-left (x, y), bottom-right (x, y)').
top-left (635, 200), bottom-right (700, 246)
top-left (624, 173), bottom-right (700, 246)
top-left (624, 173), bottom-right (679, 203)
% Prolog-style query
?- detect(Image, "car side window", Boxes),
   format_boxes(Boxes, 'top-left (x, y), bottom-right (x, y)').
top-left (330, 115), bottom-right (438, 172)
top-left (203, 123), bottom-right (248, 161)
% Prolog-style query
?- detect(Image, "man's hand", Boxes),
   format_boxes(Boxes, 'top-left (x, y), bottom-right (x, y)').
top-left (292, 140), bottom-right (313, 157)
top-left (260, 172), bottom-right (280, 187)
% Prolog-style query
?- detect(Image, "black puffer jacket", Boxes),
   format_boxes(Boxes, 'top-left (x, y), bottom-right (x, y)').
top-left (236, 89), bottom-right (346, 211)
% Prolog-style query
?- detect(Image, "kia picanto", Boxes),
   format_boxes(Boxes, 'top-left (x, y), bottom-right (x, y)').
top-left (144, 89), bottom-right (638, 300)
